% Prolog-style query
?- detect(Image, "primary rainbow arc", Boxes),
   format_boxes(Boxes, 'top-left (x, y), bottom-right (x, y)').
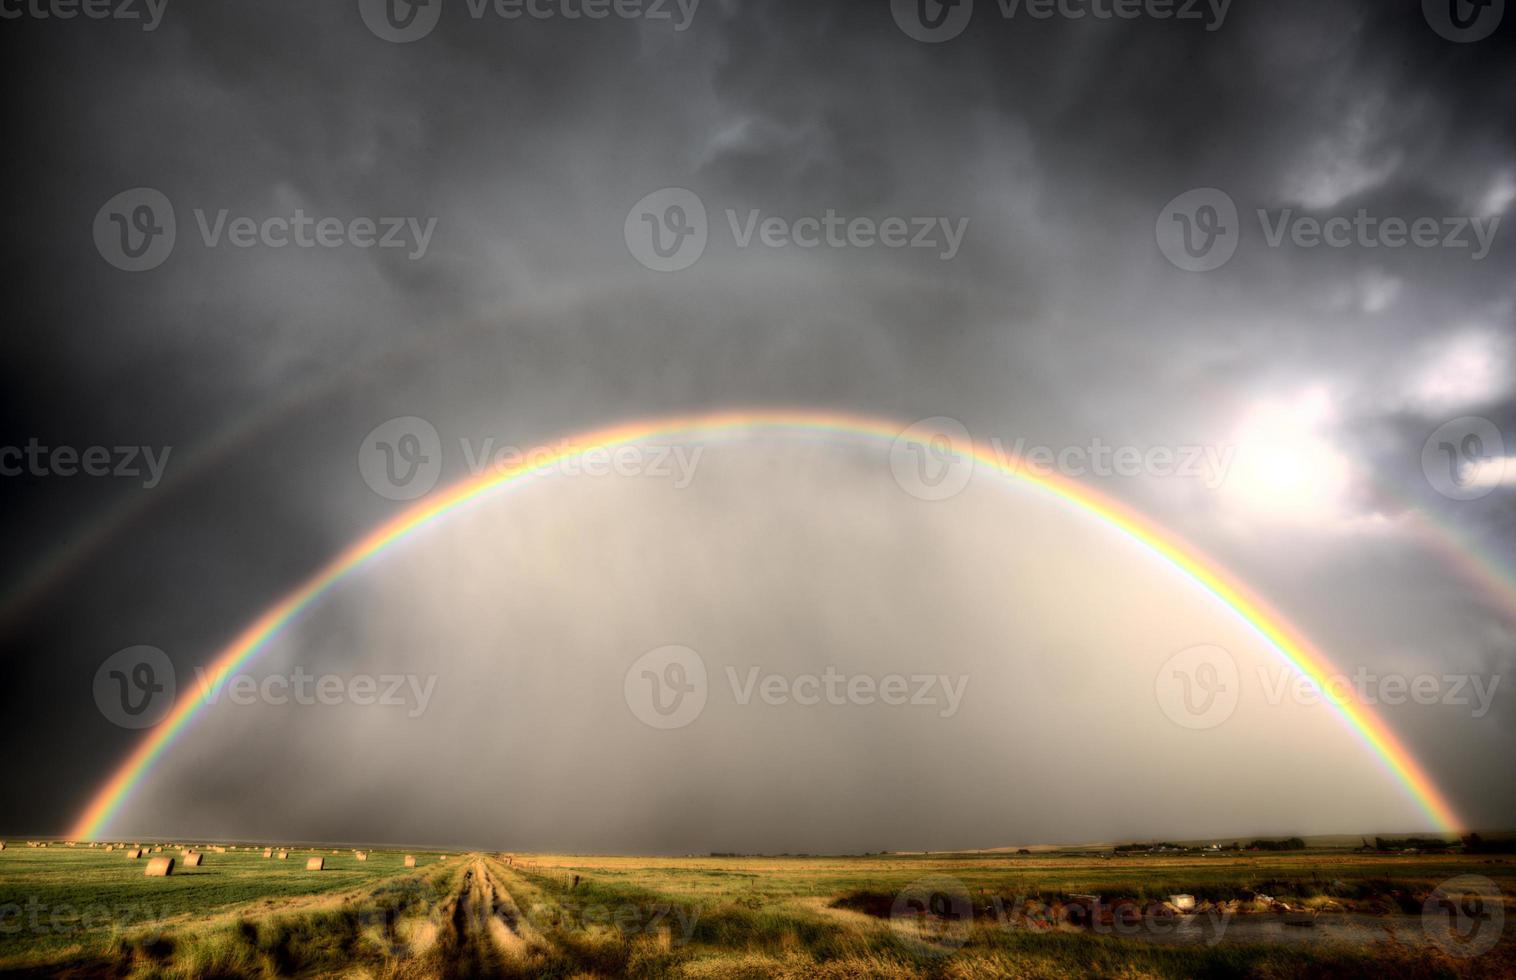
top-left (72, 408), bottom-right (1464, 839)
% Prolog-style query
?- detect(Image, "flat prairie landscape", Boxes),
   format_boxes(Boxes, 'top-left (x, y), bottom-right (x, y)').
top-left (2, 844), bottom-right (1513, 978)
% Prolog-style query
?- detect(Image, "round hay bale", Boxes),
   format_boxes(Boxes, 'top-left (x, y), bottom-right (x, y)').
top-left (182, 852), bottom-right (203, 867)
top-left (355, 851), bottom-right (367, 861)
top-left (145, 857), bottom-right (174, 877)
top-left (306, 857), bottom-right (325, 871)
top-left (126, 848), bottom-right (143, 859)
top-left (277, 851), bottom-right (289, 860)
top-left (263, 848), bottom-right (273, 858)
top-left (403, 855), bottom-right (417, 868)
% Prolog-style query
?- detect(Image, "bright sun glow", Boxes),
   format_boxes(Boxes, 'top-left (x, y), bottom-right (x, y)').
top-left (1223, 390), bottom-right (1353, 525)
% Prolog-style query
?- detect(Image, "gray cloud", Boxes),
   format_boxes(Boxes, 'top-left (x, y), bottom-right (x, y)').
top-left (2, 0), bottom-right (1512, 846)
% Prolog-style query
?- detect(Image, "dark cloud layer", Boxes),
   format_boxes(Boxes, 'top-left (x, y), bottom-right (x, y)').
top-left (1, 0), bottom-right (1513, 845)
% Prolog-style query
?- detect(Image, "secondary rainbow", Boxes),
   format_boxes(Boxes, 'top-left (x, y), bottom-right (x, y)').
top-left (72, 408), bottom-right (1464, 839)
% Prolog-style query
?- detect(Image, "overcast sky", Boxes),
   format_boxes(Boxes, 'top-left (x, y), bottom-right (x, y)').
top-left (1, 0), bottom-right (1513, 849)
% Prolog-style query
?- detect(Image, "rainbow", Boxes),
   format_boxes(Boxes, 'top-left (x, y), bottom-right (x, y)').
top-left (72, 408), bottom-right (1464, 839)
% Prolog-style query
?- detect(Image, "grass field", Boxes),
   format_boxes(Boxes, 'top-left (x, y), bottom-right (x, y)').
top-left (2, 843), bottom-right (1513, 977)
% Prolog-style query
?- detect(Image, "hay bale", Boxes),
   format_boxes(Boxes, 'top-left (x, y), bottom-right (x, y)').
top-left (277, 851), bottom-right (289, 860)
top-left (355, 851), bottom-right (367, 861)
top-left (404, 855), bottom-right (417, 868)
top-left (182, 852), bottom-right (203, 867)
top-left (263, 848), bottom-right (273, 858)
top-left (145, 857), bottom-right (174, 877)
top-left (126, 848), bottom-right (143, 859)
top-left (306, 857), bottom-right (325, 871)
top-left (104, 844), bottom-right (114, 852)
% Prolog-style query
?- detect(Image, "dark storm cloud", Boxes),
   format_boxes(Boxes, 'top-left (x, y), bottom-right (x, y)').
top-left (2, 0), bottom-right (1512, 842)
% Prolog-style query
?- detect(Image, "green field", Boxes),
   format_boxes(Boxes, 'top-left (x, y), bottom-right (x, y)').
top-left (2, 843), bottom-right (1513, 977)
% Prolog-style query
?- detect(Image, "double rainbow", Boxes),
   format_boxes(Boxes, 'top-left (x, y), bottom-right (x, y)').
top-left (72, 408), bottom-right (1463, 839)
